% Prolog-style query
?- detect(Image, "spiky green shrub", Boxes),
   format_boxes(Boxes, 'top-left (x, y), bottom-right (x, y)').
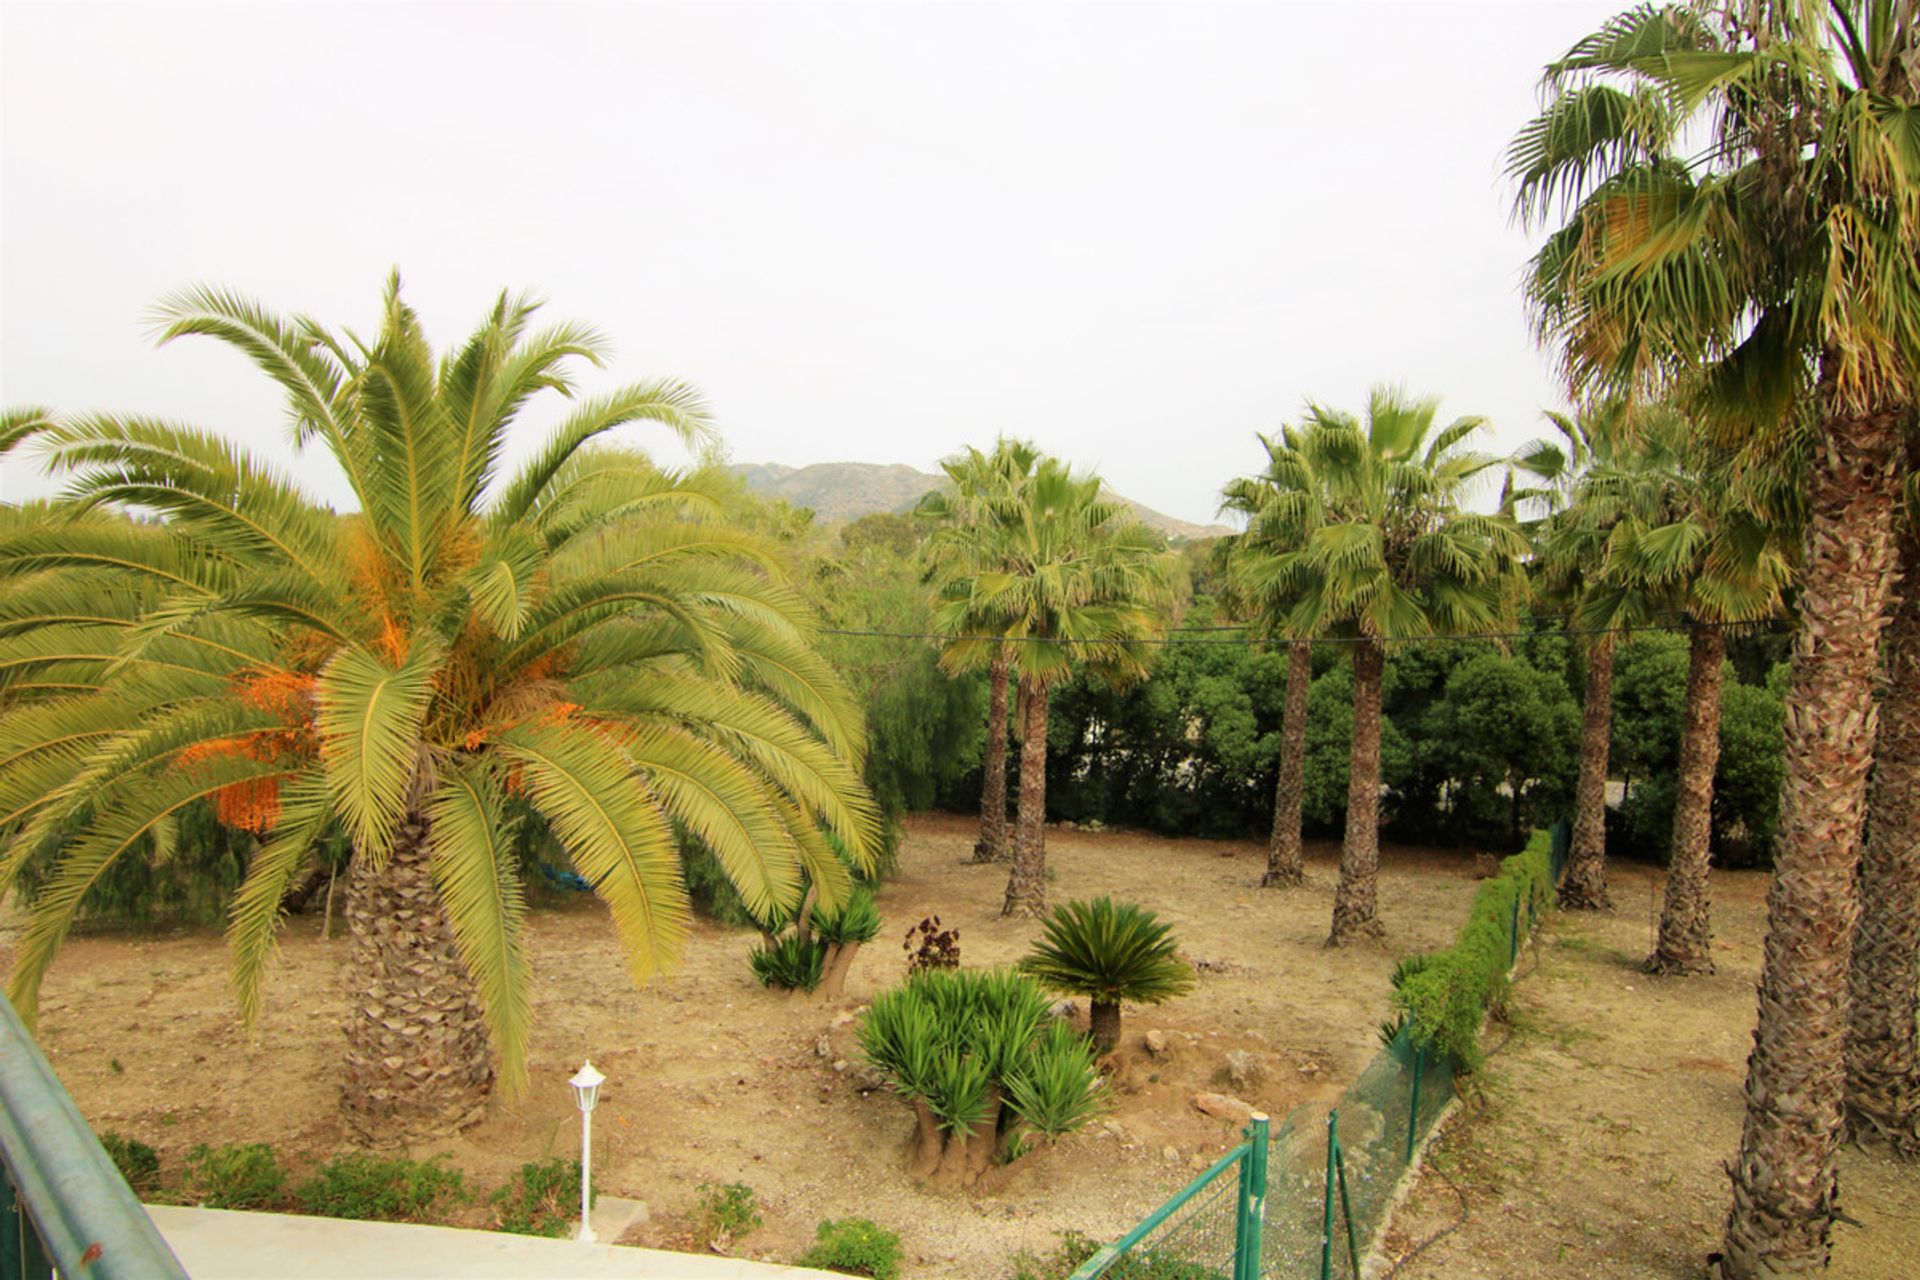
top-left (749, 932), bottom-right (826, 992)
top-left (1004, 1021), bottom-right (1103, 1139)
top-left (857, 967), bottom-right (1095, 1184)
top-left (1018, 897), bottom-right (1194, 1052)
top-left (797, 1217), bottom-right (903, 1279)
top-left (293, 1153), bottom-right (468, 1222)
top-left (812, 886), bottom-right (881, 946)
top-left (1392, 828), bottom-right (1554, 1070)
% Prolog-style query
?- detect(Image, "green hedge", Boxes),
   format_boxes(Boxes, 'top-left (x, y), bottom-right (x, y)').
top-left (1392, 828), bottom-right (1555, 1071)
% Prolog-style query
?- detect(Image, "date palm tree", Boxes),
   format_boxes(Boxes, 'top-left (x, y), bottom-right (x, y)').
top-left (927, 458), bottom-right (1169, 918)
top-left (1581, 409), bottom-right (1792, 974)
top-left (1219, 429), bottom-right (1327, 889)
top-left (1259, 389), bottom-right (1526, 945)
top-left (0, 277), bottom-right (880, 1143)
top-left (1511, 4), bottom-right (1920, 1268)
top-left (916, 439), bottom-right (1040, 865)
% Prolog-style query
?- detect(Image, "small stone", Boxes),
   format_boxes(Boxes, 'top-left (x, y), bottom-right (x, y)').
top-left (1222, 1049), bottom-right (1263, 1090)
top-left (1049, 999), bottom-right (1079, 1019)
top-left (1297, 1061), bottom-right (1323, 1076)
top-left (831, 1010), bottom-right (858, 1028)
top-left (1161, 1144), bottom-right (1180, 1163)
top-left (1144, 1030), bottom-right (1170, 1056)
top-left (814, 1035), bottom-right (832, 1058)
top-left (831, 1059), bottom-right (849, 1073)
top-left (1193, 1092), bottom-right (1254, 1123)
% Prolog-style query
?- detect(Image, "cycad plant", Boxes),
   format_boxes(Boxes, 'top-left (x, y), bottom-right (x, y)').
top-left (1018, 896), bottom-right (1195, 1053)
top-left (1512, 5), bottom-right (1919, 1266)
top-left (0, 277), bottom-right (880, 1142)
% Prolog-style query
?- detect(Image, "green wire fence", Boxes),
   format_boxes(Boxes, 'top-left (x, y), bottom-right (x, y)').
top-left (1073, 819), bottom-right (1570, 1279)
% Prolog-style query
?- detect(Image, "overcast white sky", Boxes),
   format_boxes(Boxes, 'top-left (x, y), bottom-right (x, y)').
top-left (2, 0), bottom-right (1619, 526)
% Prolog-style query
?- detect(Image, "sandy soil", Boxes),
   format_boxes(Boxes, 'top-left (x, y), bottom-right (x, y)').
top-left (1380, 860), bottom-right (1920, 1280)
top-left (10, 813), bottom-right (1488, 1279)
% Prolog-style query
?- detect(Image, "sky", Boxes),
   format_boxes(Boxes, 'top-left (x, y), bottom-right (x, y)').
top-left (1, 0), bottom-right (1622, 527)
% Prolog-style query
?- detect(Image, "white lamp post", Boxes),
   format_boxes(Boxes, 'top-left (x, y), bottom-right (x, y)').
top-left (569, 1060), bottom-right (606, 1243)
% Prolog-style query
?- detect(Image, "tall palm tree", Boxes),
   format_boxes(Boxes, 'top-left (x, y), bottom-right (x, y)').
top-left (916, 439), bottom-right (1040, 864)
top-left (1581, 411), bottom-right (1792, 974)
top-left (0, 278), bottom-right (880, 1143)
top-left (1255, 389), bottom-right (1526, 945)
top-left (927, 458), bottom-right (1168, 918)
top-left (1219, 430), bottom-right (1327, 889)
top-left (1510, 402), bottom-right (1659, 911)
top-left (1847, 508), bottom-right (1920, 1154)
top-left (1511, 4), bottom-right (1920, 1269)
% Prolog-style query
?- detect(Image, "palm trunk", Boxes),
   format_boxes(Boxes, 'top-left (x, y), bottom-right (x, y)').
top-left (1722, 398), bottom-right (1906, 1278)
top-left (1263, 640), bottom-right (1311, 889)
top-left (1329, 638), bottom-right (1385, 945)
top-left (1001, 676), bottom-right (1050, 918)
top-left (973, 645), bottom-right (1013, 863)
top-left (340, 809), bottom-right (495, 1145)
top-left (1561, 636), bottom-right (1615, 910)
top-left (1089, 999), bottom-right (1121, 1054)
top-left (1845, 520), bottom-right (1920, 1156)
top-left (1648, 624), bottom-right (1726, 976)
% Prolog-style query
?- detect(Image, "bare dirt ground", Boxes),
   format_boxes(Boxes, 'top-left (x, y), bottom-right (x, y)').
top-left (8, 813), bottom-right (1486, 1278)
top-left (1381, 860), bottom-right (1920, 1280)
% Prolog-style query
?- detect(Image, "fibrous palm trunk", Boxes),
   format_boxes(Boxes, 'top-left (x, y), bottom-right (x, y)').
top-left (1722, 400), bottom-right (1906, 1278)
top-left (973, 645), bottom-right (1013, 864)
top-left (340, 809), bottom-right (495, 1145)
top-left (1089, 999), bottom-right (1121, 1054)
top-left (1845, 520), bottom-right (1920, 1156)
top-left (1560, 635), bottom-right (1616, 910)
top-left (1329, 638), bottom-right (1385, 945)
top-left (1648, 625), bottom-right (1726, 976)
top-left (1001, 676), bottom-right (1050, 918)
top-left (1263, 640), bottom-right (1310, 889)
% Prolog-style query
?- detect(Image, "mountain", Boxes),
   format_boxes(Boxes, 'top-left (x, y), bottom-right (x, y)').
top-left (731, 461), bottom-right (1234, 541)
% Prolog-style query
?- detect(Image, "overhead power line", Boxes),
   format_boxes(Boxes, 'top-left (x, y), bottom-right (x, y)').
top-left (817, 615), bottom-right (1787, 648)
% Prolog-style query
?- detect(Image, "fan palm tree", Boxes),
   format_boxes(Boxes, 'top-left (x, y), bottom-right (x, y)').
top-left (1580, 410), bottom-right (1792, 974)
top-left (1847, 506), bottom-right (1920, 1154)
top-left (927, 458), bottom-right (1169, 918)
top-left (1219, 430), bottom-right (1327, 889)
top-left (1252, 389), bottom-right (1527, 945)
top-left (916, 439), bottom-right (1040, 865)
top-left (1511, 4), bottom-right (1919, 1268)
top-left (0, 277), bottom-right (880, 1143)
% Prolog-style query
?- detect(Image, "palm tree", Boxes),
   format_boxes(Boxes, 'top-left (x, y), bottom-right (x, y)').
top-left (927, 458), bottom-right (1168, 918)
top-left (1258, 389), bottom-right (1526, 945)
top-left (916, 439), bottom-right (1040, 865)
top-left (1510, 403), bottom-right (1658, 911)
top-left (1580, 410), bottom-right (1791, 974)
top-left (1220, 431), bottom-right (1327, 890)
top-left (1847, 510), bottom-right (1920, 1154)
top-left (1511, 5), bottom-right (1920, 1269)
top-left (1018, 897), bottom-right (1195, 1053)
top-left (0, 277), bottom-right (880, 1143)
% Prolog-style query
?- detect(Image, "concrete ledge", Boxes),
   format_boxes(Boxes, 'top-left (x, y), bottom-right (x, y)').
top-left (145, 1204), bottom-right (848, 1279)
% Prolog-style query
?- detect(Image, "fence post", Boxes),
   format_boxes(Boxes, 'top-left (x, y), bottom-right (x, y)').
top-left (1233, 1112), bottom-right (1268, 1280)
top-left (1508, 891), bottom-right (1520, 966)
top-left (1405, 1043), bottom-right (1424, 1164)
top-left (1319, 1109), bottom-right (1338, 1280)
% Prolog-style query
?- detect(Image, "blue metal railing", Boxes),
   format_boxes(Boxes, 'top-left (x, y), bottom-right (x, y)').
top-left (0, 993), bottom-right (189, 1279)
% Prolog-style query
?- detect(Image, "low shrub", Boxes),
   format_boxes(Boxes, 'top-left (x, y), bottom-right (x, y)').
top-left (750, 932), bottom-right (826, 992)
top-left (181, 1142), bottom-right (286, 1210)
top-left (797, 1217), bottom-right (903, 1279)
top-left (99, 1132), bottom-right (160, 1197)
top-left (1391, 827), bottom-right (1554, 1070)
top-left (902, 915), bottom-right (960, 973)
top-left (491, 1158), bottom-right (587, 1237)
top-left (1003, 1022), bottom-right (1104, 1139)
top-left (1010, 1232), bottom-right (1218, 1280)
top-left (292, 1152), bottom-right (468, 1222)
top-left (693, 1180), bottom-right (761, 1248)
top-left (812, 887), bottom-right (881, 947)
